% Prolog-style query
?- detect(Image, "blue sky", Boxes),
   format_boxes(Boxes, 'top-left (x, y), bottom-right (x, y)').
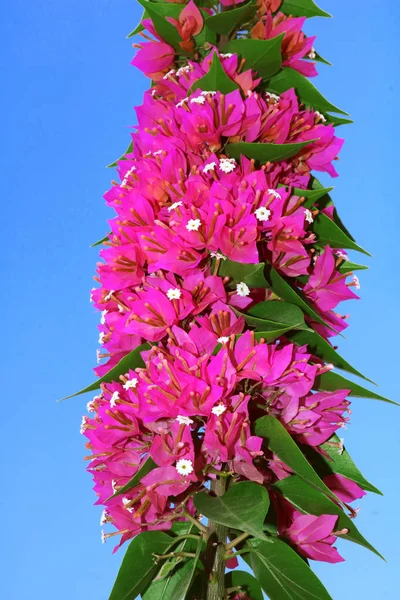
top-left (1, 1), bottom-right (399, 598)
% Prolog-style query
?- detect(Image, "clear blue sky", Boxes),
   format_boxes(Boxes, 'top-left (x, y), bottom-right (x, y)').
top-left (1, 1), bottom-right (399, 598)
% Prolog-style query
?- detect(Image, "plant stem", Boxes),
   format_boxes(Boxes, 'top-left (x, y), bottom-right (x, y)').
top-left (206, 476), bottom-right (228, 600)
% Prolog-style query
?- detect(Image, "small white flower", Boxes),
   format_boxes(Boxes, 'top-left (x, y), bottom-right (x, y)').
top-left (336, 251), bottom-right (348, 261)
top-left (104, 290), bottom-right (114, 301)
top-left (266, 92), bottom-right (280, 102)
top-left (87, 397), bottom-right (98, 412)
top-left (112, 479), bottom-right (118, 493)
top-left (210, 251), bottom-right (227, 261)
top-left (304, 209), bottom-right (314, 224)
top-left (110, 391), bottom-right (120, 407)
top-left (90, 288), bottom-right (96, 303)
top-left (98, 331), bottom-right (105, 345)
top-left (151, 89), bottom-right (157, 97)
top-left (352, 275), bottom-right (361, 290)
top-left (217, 336), bottom-right (230, 344)
top-left (200, 90), bottom-right (217, 96)
top-left (123, 377), bottom-right (138, 390)
top-left (190, 95), bottom-right (206, 105)
top-left (254, 206), bottom-right (271, 222)
top-left (176, 65), bottom-right (191, 77)
top-left (163, 69), bottom-right (176, 80)
top-left (100, 309), bottom-right (108, 325)
top-left (219, 158), bottom-right (237, 173)
top-left (308, 47), bottom-right (316, 60)
top-left (203, 161), bottom-right (217, 174)
top-left (236, 282), bottom-right (250, 297)
top-left (118, 305), bottom-right (125, 313)
top-left (153, 149), bottom-right (163, 156)
top-left (315, 110), bottom-right (326, 123)
top-left (176, 415), bottom-right (194, 426)
top-left (212, 404), bottom-right (226, 416)
top-left (96, 349), bottom-right (101, 364)
top-left (122, 497), bottom-right (133, 512)
top-left (267, 188), bottom-right (281, 199)
top-left (166, 288), bottom-right (182, 301)
top-left (80, 416), bottom-right (88, 435)
top-left (221, 53), bottom-right (233, 58)
top-left (168, 201), bottom-right (183, 212)
top-left (186, 218), bottom-right (202, 232)
top-left (100, 509), bottom-right (108, 526)
top-left (176, 458), bottom-right (194, 476)
top-left (176, 97), bottom-right (188, 108)
top-left (101, 530), bottom-right (107, 544)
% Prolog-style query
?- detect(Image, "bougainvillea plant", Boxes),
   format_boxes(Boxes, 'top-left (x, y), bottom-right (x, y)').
top-left (65, 1), bottom-right (397, 598)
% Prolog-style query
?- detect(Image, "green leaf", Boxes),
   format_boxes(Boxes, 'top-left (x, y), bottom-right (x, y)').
top-left (90, 234), bottom-right (109, 248)
top-left (190, 52), bottom-right (239, 95)
top-left (239, 300), bottom-right (310, 335)
top-left (327, 115), bottom-right (354, 127)
top-left (206, 1), bottom-right (257, 35)
top-left (226, 140), bottom-right (313, 164)
top-left (312, 212), bottom-right (371, 256)
top-left (314, 51), bottom-right (332, 66)
top-left (168, 539), bottom-right (203, 600)
top-left (222, 35), bottom-right (284, 79)
top-left (254, 415), bottom-right (338, 502)
top-left (251, 538), bottom-right (334, 600)
top-left (280, 0), bottom-right (331, 18)
top-left (194, 481), bottom-right (270, 539)
top-left (273, 476), bottom-right (384, 559)
top-left (225, 571), bottom-right (264, 600)
top-left (268, 267), bottom-right (333, 330)
top-left (106, 140), bottom-right (133, 168)
top-left (136, 0), bottom-right (182, 49)
top-left (217, 258), bottom-right (269, 288)
top-left (289, 330), bottom-right (374, 384)
top-left (59, 343), bottom-right (150, 401)
top-left (109, 457), bottom-right (158, 499)
top-left (338, 261), bottom-right (368, 275)
top-left (303, 434), bottom-right (382, 495)
top-left (314, 370), bottom-right (398, 405)
top-left (126, 11), bottom-right (146, 38)
top-left (267, 67), bottom-right (348, 115)
top-left (288, 185), bottom-right (334, 208)
top-left (108, 531), bottom-right (173, 600)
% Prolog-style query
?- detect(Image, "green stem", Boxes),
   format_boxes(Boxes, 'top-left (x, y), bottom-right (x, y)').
top-left (206, 476), bottom-right (229, 600)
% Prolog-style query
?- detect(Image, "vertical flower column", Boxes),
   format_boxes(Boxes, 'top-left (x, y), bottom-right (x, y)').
top-left (64, 1), bottom-right (395, 599)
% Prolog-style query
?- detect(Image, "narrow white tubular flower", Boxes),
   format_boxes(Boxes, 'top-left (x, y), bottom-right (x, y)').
top-left (176, 65), bottom-right (191, 76)
top-left (98, 331), bottom-right (105, 345)
top-left (123, 377), bottom-right (138, 390)
top-left (304, 208), bottom-right (314, 224)
top-left (217, 336), bottom-right (230, 344)
top-left (111, 479), bottom-right (118, 493)
top-left (163, 69), bottom-right (176, 79)
top-left (176, 97), bottom-right (188, 108)
top-left (201, 90), bottom-right (217, 96)
top-left (212, 404), bottom-right (227, 416)
top-left (190, 95), bottom-right (206, 105)
top-left (255, 206), bottom-right (271, 222)
top-left (90, 288), bottom-right (95, 303)
top-left (176, 458), bottom-right (194, 476)
top-left (176, 415), bottom-right (194, 426)
top-left (100, 509), bottom-right (108, 526)
top-left (336, 250), bottom-right (348, 261)
top-left (267, 188), bottom-right (281, 199)
top-left (100, 309), bottom-right (108, 325)
top-left (166, 288), bottom-right (182, 300)
top-left (118, 305), bottom-right (125, 313)
top-left (168, 200), bottom-right (183, 212)
top-left (220, 53), bottom-right (233, 58)
top-left (186, 218), bottom-right (202, 231)
top-left (87, 397), bottom-right (98, 412)
top-left (96, 349), bottom-right (101, 364)
top-left (308, 47), bottom-right (316, 59)
top-left (236, 282), bottom-right (250, 297)
top-left (266, 92), bottom-right (280, 102)
top-left (203, 161), bottom-right (217, 174)
top-left (210, 251), bottom-right (227, 260)
top-left (352, 275), bottom-right (361, 290)
top-left (219, 158), bottom-right (237, 173)
top-left (80, 416), bottom-right (88, 435)
top-left (122, 498), bottom-right (133, 512)
top-left (101, 530), bottom-right (106, 544)
top-left (315, 110), bottom-right (326, 122)
top-left (110, 391), bottom-right (120, 407)
top-left (104, 290), bottom-right (114, 301)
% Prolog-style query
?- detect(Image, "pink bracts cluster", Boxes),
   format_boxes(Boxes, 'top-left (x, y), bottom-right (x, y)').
top-left (82, 2), bottom-right (365, 566)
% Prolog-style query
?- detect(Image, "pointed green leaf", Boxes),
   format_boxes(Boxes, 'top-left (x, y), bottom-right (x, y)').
top-left (289, 330), bottom-right (374, 384)
top-left (251, 538), bottom-right (334, 600)
top-left (225, 571), bottom-right (264, 600)
top-left (302, 434), bottom-right (382, 495)
top-left (194, 482), bottom-right (270, 539)
top-left (226, 140), bottom-right (313, 164)
top-left (90, 234), bottom-right (109, 248)
top-left (109, 457), bottom-right (158, 499)
top-left (222, 35), bottom-right (284, 79)
top-left (207, 1), bottom-right (257, 35)
top-left (314, 51), bottom-right (332, 66)
top-left (240, 300), bottom-right (310, 334)
top-left (254, 415), bottom-right (339, 502)
top-left (273, 476), bottom-right (384, 558)
top-left (268, 267), bottom-right (334, 330)
top-left (313, 212), bottom-right (371, 256)
top-left (168, 539), bottom-right (203, 600)
top-left (288, 185), bottom-right (334, 208)
top-left (190, 52), bottom-right (239, 95)
top-left (106, 140), bottom-right (133, 168)
top-left (126, 11), bottom-right (146, 38)
top-left (338, 261), bottom-right (368, 275)
top-left (59, 343), bottom-right (150, 401)
top-left (217, 258), bottom-right (269, 288)
top-left (267, 67), bottom-right (348, 115)
top-left (280, 0), bottom-right (331, 18)
top-left (136, 0), bottom-right (183, 49)
top-left (314, 370), bottom-right (397, 405)
top-left (108, 531), bottom-right (173, 600)
top-left (327, 115), bottom-right (354, 127)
